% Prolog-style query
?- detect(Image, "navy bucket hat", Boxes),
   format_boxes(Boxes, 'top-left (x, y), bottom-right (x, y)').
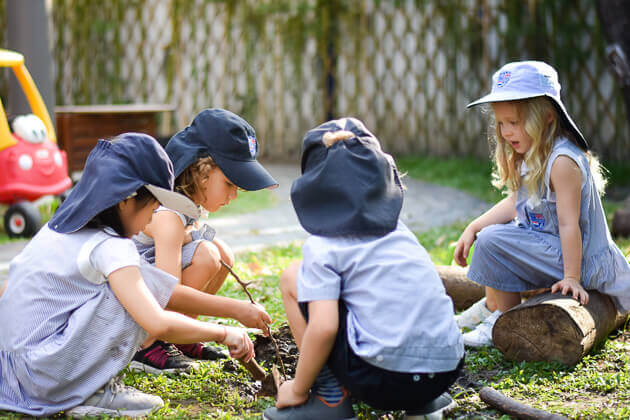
top-left (290, 118), bottom-right (404, 237)
top-left (166, 108), bottom-right (278, 191)
top-left (49, 133), bottom-right (199, 234)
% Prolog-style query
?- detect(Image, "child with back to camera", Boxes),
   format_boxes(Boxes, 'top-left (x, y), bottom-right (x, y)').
top-left (0, 134), bottom-right (255, 417)
top-left (453, 61), bottom-right (630, 347)
top-left (131, 109), bottom-right (277, 374)
top-left (263, 118), bottom-right (464, 420)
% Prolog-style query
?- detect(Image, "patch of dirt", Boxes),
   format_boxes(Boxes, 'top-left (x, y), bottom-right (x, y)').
top-left (253, 324), bottom-right (298, 378)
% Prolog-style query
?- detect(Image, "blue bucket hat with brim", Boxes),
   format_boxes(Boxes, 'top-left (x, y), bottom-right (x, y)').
top-left (290, 118), bottom-right (403, 237)
top-left (49, 133), bottom-right (199, 234)
top-left (468, 60), bottom-right (588, 150)
top-left (166, 108), bottom-right (278, 191)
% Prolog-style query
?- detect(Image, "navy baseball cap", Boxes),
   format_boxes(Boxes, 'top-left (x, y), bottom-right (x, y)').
top-left (291, 118), bottom-right (404, 237)
top-left (49, 133), bottom-right (199, 234)
top-left (166, 108), bottom-right (278, 191)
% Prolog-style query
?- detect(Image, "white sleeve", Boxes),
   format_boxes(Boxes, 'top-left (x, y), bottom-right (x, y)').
top-left (90, 237), bottom-right (141, 279)
top-left (297, 238), bottom-right (341, 302)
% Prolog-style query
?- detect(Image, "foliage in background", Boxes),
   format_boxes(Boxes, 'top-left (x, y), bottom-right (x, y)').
top-left (3, 0), bottom-right (621, 161)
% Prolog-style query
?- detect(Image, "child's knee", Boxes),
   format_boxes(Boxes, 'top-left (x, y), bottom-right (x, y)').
top-left (212, 237), bottom-right (234, 267)
top-left (192, 241), bottom-right (222, 274)
top-left (280, 260), bottom-right (301, 297)
top-left (475, 225), bottom-right (505, 254)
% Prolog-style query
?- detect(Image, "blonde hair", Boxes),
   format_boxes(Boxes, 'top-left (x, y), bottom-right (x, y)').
top-left (489, 97), bottom-right (606, 204)
top-left (175, 156), bottom-right (217, 200)
top-left (322, 130), bottom-right (355, 147)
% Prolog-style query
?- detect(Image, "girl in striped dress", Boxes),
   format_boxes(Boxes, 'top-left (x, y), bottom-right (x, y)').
top-left (454, 61), bottom-right (630, 347)
top-left (0, 134), bottom-right (255, 417)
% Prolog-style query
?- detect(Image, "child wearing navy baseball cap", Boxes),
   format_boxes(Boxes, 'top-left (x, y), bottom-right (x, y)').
top-left (131, 109), bottom-right (277, 374)
top-left (263, 118), bottom-right (464, 420)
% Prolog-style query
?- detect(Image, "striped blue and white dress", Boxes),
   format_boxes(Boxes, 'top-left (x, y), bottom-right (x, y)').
top-left (468, 137), bottom-right (630, 312)
top-left (0, 224), bottom-right (178, 416)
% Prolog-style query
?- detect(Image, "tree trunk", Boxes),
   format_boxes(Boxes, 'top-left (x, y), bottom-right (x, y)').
top-left (493, 291), bottom-right (628, 365)
top-left (436, 265), bottom-right (485, 311)
top-left (596, 0), bottom-right (630, 124)
top-left (612, 205), bottom-right (630, 237)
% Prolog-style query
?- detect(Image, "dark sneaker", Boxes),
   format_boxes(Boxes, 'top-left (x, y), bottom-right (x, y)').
top-left (404, 392), bottom-right (457, 420)
top-left (129, 341), bottom-right (199, 375)
top-left (175, 342), bottom-right (228, 360)
top-left (66, 377), bottom-right (163, 418)
top-left (263, 393), bottom-right (356, 420)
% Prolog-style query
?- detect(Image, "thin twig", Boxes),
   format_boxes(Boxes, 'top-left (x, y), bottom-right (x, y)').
top-left (221, 260), bottom-right (288, 380)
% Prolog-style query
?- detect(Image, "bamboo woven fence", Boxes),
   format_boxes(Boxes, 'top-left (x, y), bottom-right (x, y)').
top-left (0, 0), bottom-right (627, 161)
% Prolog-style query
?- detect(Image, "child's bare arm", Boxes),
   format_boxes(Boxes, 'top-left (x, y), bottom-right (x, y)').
top-left (454, 193), bottom-right (517, 266)
top-left (143, 211), bottom-right (186, 280)
top-left (167, 283), bottom-right (271, 331)
top-left (549, 156), bottom-right (589, 304)
top-left (277, 299), bottom-right (339, 408)
top-left (108, 266), bottom-right (254, 359)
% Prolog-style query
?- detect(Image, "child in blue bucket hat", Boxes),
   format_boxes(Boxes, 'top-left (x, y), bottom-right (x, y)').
top-left (263, 118), bottom-right (464, 420)
top-left (453, 61), bottom-right (630, 347)
top-left (0, 133), bottom-right (255, 417)
top-left (130, 108), bottom-right (277, 374)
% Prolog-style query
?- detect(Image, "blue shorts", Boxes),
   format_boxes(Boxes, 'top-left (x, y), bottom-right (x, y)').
top-left (467, 222), bottom-right (564, 292)
top-left (298, 301), bottom-right (463, 410)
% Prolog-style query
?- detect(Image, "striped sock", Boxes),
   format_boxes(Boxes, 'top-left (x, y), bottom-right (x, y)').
top-left (312, 365), bottom-right (345, 405)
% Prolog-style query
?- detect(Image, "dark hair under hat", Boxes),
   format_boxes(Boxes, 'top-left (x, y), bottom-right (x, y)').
top-left (166, 108), bottom-right (278, 191)
top-left (49, 133), bottom-right (199, 234)
top-left (290, 118), bottom-right (403, 237)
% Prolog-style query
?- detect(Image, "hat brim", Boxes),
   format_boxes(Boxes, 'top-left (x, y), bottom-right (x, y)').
top-left (212, 155), bottom-right (279, 191)
top-left (467, 91), bottom-right (545, 108)
top-left (145, 184), bottom-right (201, 219)
top-left (467, 92), bottom-right (588, 150)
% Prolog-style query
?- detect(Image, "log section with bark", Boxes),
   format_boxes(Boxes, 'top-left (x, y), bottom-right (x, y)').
top-left (493, 291), bottom-right (628, 365)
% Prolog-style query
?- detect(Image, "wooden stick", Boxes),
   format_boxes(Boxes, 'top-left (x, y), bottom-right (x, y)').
top-left (221, 260), bottom-right (288, 380)
top-left (480, 387), bottom-right (569, 420)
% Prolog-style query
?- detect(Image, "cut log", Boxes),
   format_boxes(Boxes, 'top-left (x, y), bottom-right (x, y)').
top-left (493, 291), bottom-right (629, 365)
top-left (436, 265), bottom-right (485, 311)
top-left (611, 205), bottom-right (630, 238)
top-left (479, 387), bottom-right (569, 420)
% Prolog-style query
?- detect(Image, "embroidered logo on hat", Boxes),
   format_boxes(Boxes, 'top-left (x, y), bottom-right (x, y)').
top-left (497, 71), bottom-right (511, 87)
top-left (248, 135), bottom-right (257, 158)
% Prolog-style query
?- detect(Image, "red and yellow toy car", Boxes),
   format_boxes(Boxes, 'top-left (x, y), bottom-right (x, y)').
top-left (0, 49), bottom-right (71, 237)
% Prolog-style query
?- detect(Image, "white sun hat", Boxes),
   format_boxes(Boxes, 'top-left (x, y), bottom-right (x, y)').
top-left (467, 61), bottom-right (588, 150)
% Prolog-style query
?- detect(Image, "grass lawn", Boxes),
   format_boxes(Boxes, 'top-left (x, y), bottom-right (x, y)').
top-left (1, 157), bottom-right (629, 419)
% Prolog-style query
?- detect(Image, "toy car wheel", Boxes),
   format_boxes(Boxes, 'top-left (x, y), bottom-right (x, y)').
top-left (4, 201), bottom-right (42, 238)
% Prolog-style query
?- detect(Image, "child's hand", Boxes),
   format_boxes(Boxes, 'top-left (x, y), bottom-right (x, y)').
top-left (239, 302), bottom-right (272, 336)
top-left (276, 380), bottom-right (309, 409)
top-left (454, 226), bottom-right (478, 267)
top-left (551, 277), bottom-right (589, 305)
top-left (220, 326), bottom-right (255, 361)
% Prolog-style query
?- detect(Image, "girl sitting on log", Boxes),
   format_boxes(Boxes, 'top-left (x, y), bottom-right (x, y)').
top-left (453, 61), bottom-right (630, 347)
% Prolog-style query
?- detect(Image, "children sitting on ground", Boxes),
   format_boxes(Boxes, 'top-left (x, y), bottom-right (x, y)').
top-left (131, 108), bottom-right (278, 374)
top-left (0, 134), bottom-right (255, 417)
top-left (263, 118), bottom-right (464, 420)
top-left (453, 61), bottom-right (630, 347)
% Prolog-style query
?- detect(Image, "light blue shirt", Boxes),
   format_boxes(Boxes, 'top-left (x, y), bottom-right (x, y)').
top-left (298, 220), bottom-right (463, 373)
